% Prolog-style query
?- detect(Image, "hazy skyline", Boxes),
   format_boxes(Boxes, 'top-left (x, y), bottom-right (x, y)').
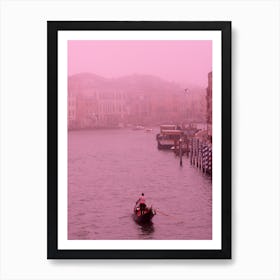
top-left (68, 40), bottom-right (212, 87)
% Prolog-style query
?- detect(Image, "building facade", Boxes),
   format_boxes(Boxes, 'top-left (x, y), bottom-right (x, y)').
top-left (68, 88), bottom-right (77, 129)
top-left (68, 77), bottom-right (198, 129)
top-left (69, 88), bottom-right (129, 129)
top-left (206, 71), bottom-right (212, 138)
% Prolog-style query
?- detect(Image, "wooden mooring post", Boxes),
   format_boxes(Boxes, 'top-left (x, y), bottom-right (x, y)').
top-left (189, 137), bottom-right (212, 176)
top-left (179, 138), bottom-right (183, 166)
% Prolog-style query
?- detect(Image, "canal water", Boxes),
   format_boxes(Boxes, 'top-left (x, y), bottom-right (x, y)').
top-left (68, 128), bottom-right (212, 240)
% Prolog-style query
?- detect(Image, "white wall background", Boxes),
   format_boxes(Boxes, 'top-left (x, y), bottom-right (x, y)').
top-left (0, 0), bottom-right (279, 279)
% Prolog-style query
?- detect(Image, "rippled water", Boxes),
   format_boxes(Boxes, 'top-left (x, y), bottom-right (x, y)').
top-left (68, 129), bottom-right (212, 240)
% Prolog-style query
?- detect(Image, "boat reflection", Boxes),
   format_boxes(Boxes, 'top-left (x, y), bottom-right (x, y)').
top-left (137, 221), bottom-right (155, 237)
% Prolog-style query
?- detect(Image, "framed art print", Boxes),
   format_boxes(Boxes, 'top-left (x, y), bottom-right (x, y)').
top-left (47, 21), bottom-right (231, 259)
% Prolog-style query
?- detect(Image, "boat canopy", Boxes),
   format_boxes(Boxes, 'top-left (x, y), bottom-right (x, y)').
top-left (160, 125), bottom-right (177, 133)
top-left (161, 129), bottom-right (184, 135)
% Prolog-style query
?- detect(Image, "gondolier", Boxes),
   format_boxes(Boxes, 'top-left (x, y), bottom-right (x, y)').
top-left (135, 193), bottom-right (146, 215)
top-left (133, 194), bottom-right (156, 223)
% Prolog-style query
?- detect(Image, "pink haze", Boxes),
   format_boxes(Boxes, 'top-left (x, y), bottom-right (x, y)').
top-left (67, 39), bottom-right (213, 240)
top-left (68, 40), bottom-right (212, 86)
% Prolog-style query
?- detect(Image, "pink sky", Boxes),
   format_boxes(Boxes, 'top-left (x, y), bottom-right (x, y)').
top-left (68, 40), bottom-right (212, 87)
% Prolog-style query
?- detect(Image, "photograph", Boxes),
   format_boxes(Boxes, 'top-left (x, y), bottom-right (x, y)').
top-left (48, 21), bottom-right (231, 259)
top-left (68, 39), bottom-right (213, 240)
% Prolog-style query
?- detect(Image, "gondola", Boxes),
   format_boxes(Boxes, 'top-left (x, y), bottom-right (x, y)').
top-left (133, 205), bottom-right (156, 224)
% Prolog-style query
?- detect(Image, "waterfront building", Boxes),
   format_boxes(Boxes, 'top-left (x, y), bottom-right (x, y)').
top-left (71, 89), bottom-right (129, 128)
top-left (76, 93), bottom-right (99, 128)
top-left (97, 90), bottom-right (128, 126)
top-left (68, 73), bottom-right (196, 129)
top-left (68, 87), bottom-right (77, 129)
top-left (206, 71), bottom-right (212, 138)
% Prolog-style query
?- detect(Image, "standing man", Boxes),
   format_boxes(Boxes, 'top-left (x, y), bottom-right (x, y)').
top-left (136, 193), bottom-right (146, 215)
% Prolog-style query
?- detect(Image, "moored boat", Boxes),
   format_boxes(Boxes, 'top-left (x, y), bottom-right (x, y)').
top-left (156, 129), bottom-right (184, 150)
top-left (132, 125), bottom-right (145, 130)
top-left (133, 205), bottom-right (156, 223)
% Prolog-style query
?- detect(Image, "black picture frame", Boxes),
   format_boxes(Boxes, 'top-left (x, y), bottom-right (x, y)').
top-left (47, 21), bottom-right (231, 259)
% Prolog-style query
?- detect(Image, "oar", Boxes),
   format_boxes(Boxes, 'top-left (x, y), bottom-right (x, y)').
top-left (156, 209), bottom-right (170, 216)
top-left (155, 208), bottom-right (184, 223)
